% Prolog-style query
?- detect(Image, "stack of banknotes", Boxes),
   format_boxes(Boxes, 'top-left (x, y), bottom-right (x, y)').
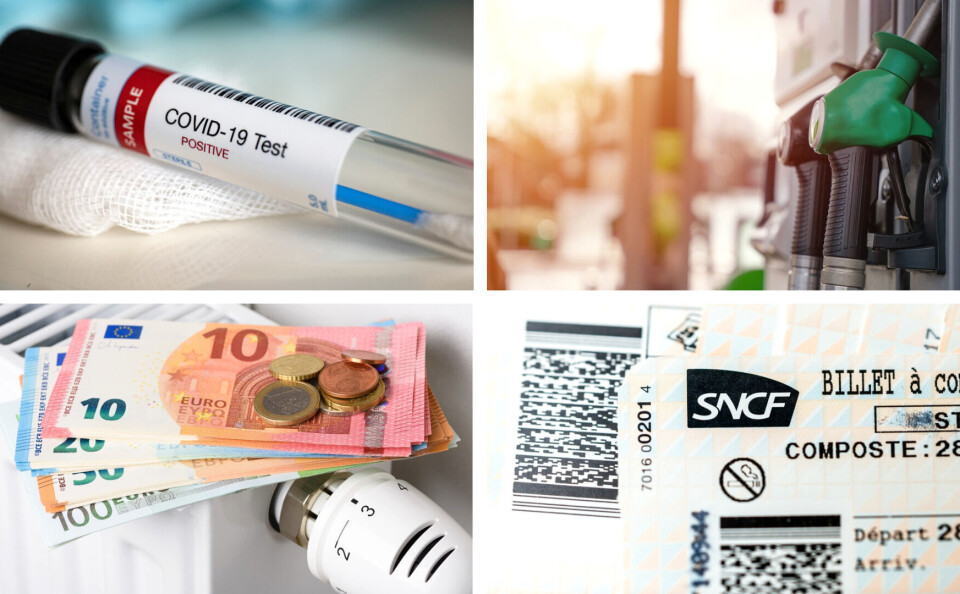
top-left (0, 318), bottom-right (457, 547)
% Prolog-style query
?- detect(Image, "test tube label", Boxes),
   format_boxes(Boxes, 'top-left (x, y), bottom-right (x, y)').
top-left (77, 55), bottom-right (366, 217)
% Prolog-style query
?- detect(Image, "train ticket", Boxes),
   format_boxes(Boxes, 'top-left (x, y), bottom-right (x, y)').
top-left (622, 352), bottom-right (960, 593)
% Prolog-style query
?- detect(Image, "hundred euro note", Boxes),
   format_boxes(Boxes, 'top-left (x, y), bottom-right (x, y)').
top-left (43, 319), bottom-right (426, 456)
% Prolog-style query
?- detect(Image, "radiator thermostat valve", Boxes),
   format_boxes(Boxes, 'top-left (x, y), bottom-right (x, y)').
top-left (269, 468), bottom-right (471, 594)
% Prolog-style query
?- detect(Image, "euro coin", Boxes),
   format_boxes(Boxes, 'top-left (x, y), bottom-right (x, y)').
top-left (318, 361), bottom-right (379, 398)
top-left (317, 396), bottom-right (360, 418)
top-left (341, 349), bottom-right (387, 367)
top-left (320, 380), bottom-right (386, 413)
top-left (254, 381), bottom-right (321, 427)
top-left (269, 353), bottom-right (325, 382)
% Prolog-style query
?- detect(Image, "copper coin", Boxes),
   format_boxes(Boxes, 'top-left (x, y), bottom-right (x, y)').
top-left (317, 361), bottom-right (379, 398)
top-left (341, 349), bottom-right (387, 366)
top-left (320, 383), bottom-right (376, 406)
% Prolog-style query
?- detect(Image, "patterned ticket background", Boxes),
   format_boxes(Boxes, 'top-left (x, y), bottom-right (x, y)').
top-left (699, 304), bottom-right (945, 358)
top-left (623, 352), bottom-right (960, 593)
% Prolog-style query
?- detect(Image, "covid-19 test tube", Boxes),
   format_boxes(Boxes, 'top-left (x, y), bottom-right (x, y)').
top-left (0, 28), bottom-right (473, 259)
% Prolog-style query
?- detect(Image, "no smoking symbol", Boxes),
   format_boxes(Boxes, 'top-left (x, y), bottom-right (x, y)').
top-left (720, 458), bottom-right (765, 502)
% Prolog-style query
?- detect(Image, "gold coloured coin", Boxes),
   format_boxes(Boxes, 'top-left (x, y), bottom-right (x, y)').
top-left (317, 396), bottom-right (361, 417)
top-left (318, 361), bottom-right (379, 398)
top-left (269, 354), bottom-right (325, 382)
top-left (320, 380), bottom-right (385, 413)
top-left (254, 381), bottom-right (321, 427)
top-left (341, 349), bottom-right (387, 366)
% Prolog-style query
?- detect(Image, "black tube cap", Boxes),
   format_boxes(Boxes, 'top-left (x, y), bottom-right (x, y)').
top-left (0, 28), bottom-right (104, 131)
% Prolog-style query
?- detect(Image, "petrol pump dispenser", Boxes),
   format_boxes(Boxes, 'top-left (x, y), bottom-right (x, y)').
top-left (810, 31), bottom-right (939, 290)
top-left (761, 0), bottom-right (952, 290)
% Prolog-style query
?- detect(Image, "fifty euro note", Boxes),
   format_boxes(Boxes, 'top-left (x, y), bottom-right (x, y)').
top-left (37, 384), bottom-right (457, 513)
top-left (0, 399), bottom-right (358, 548)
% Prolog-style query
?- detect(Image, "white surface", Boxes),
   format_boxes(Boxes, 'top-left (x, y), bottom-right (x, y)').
top-left (0, 1), bottom-right (473, 289)
top-left (0, 213), bottom-right (471, 289)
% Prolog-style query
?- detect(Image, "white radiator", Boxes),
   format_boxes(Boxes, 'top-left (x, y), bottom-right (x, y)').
top-left (0, 304), bottom-right (370, 594)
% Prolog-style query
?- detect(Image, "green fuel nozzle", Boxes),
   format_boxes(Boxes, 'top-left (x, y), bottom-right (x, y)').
top-left (810, 32), bottom-right (939, 154)
top-left (807, 31), bottom-right (939, 290)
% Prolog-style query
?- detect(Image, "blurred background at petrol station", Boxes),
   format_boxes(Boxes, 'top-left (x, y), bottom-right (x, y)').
top-left (487, 0), bottom-right (775, 290)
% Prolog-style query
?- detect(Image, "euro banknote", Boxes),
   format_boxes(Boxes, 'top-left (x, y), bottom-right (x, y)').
top-left (43, 319), bottom-right (426, 456)
top-left (37, 456), bottom-right (367, 513)
top-left (622, 352), bottom-right (960, 592)
top-left (16, 348), bottom-right (350, 474)
top-left (37, 386), bottom-right (457, 512)
top-left (0, 399), bottom-right (361, 548)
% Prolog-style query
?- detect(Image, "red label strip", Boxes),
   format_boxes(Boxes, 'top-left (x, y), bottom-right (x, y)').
top-left (114, 65), bottom-right (172, 156)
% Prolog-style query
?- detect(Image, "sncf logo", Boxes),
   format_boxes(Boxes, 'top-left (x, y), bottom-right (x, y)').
top-left (686, 369), bottom-right (799, 428)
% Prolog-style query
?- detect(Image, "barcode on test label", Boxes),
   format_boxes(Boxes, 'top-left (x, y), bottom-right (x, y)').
top-left (170, 75), bottom-right (360, 132)
top-left (512, 322), bottom-right (644, 518)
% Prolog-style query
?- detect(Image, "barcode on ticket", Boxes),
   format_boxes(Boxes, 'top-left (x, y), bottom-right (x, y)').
top-left (512, 322), bottom-right (644, 518)
top-left (719, 515), bottom-right (843, 594)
